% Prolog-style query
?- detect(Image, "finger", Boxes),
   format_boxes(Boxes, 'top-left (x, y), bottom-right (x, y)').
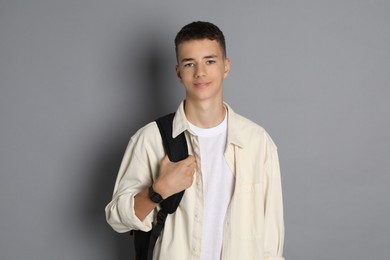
top-left (187, 162), bottom-right (194, 168)
top-left (188, 162), bottom-right (197, 170)
top-left (185, 155), bottom-right (196, 166)
top-left (185, 155), bottom-right (195, 162)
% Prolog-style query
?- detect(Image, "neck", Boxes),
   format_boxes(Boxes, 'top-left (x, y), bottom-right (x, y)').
top-left (184, 99), bottom-right (226, 128)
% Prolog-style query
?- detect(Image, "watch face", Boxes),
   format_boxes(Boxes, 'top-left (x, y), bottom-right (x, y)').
top-left (149, 186), bottom-right (163, 203)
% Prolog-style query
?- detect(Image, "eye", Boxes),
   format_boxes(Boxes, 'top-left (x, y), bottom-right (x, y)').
top-left (206, 60), bottom-right (216, 65)
top-left (183, 63), bottom-right (194, 68)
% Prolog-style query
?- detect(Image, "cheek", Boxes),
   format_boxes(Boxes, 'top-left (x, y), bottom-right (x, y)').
top-left (178, 73), bottom-right (193, 86)
top-left (181, 70), bottom-right (195, 81)
top-left (213, 68), bottom-right (226, 79)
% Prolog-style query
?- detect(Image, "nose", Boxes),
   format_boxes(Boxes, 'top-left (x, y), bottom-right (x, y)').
top-left (194, 63), bottom-right (206, 78)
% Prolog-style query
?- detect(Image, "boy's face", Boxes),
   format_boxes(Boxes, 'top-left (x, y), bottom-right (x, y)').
top-left (176, 39), bottom-right (230, 104)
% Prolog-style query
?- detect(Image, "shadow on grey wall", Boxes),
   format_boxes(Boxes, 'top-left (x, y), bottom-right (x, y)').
top-left (83, 33), bottom-right (173, 259)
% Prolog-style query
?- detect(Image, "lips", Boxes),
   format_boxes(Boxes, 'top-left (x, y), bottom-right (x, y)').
top-left (193, 82), bottom-right (211, 88)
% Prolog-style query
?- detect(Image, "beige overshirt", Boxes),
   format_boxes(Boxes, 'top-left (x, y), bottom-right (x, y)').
top-left (105, 101), bottom-right (285, 260)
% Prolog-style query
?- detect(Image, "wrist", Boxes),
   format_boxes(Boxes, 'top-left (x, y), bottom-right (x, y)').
top-left (152, 182), bottom-right (168, 200)
top-left (149, 185), bottom-right (164, 203)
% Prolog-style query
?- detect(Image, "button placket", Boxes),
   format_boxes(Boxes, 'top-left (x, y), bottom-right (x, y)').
top-left (189, 134), bottom-right (203, 257)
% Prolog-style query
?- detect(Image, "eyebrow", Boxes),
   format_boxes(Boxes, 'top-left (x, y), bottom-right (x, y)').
top-left (180, 54), bottom-right (218, 63)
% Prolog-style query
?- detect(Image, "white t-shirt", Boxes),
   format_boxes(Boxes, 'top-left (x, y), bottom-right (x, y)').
top-left (188, 115), bottom-right (235, 260)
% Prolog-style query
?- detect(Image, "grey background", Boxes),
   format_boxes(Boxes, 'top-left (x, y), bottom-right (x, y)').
top-left (1, 0), bottom-right (389, 259)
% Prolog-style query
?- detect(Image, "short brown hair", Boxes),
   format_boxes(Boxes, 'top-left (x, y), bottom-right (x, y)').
top-left (174, 21), bottom-right (227, 60)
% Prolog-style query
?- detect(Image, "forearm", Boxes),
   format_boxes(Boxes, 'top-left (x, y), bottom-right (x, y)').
top-left (134, 187), bottom-right (158, 221)
top-left (105, 191), bottom-right (154, 233)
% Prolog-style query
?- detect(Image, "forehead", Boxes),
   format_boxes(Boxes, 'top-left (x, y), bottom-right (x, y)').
top-left (177, 39), bottom-right (223, 60)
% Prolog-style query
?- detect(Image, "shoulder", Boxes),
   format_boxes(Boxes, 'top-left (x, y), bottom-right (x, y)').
top-left (122, 121), bottom-right (166, 166)
top-left (128, 121), bottom-right (161, 149)
top-left (132, 121), bottom-right (159, 138)
top-left (233, 112), bottom-right (265, 132)
top-left (229, 108), bottom-right (277, 150)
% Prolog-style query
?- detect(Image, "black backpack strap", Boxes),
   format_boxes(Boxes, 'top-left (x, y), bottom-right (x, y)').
top-left (156, 113), bottom-right (188, 213)
top-left (155, 113), bottom-right (188, 163)
top-left (146, 113), bottom-right (188, 260)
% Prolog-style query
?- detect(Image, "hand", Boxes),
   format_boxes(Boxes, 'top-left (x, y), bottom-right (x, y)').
top-left (153, 155), bottom-right (197, 199)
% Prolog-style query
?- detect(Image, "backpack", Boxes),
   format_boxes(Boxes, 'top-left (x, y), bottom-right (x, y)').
top-left (133, 113), bottom-right (188, 260)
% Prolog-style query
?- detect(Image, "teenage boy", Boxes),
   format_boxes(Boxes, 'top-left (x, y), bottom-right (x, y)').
top-left (106, 21), bottom-right (285, 260)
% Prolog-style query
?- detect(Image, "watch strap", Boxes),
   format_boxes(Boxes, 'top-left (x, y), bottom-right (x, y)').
top-left (148, 185), bottom-right (163, 204)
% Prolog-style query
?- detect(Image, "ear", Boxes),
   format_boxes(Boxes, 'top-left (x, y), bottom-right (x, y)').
top-left (223, 58), bottom-right (231, 78)
top-left (176, 65), bottom-right (182, 80)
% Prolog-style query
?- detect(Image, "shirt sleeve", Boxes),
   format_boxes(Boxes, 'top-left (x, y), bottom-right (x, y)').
top-left (263, 142), bottom-right (285, 260)
top-left (105, 123), bottom-right (162, 233)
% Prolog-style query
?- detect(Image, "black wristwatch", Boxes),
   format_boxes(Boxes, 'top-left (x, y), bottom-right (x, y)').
top-left (148, 185), bottom-right (164, 204)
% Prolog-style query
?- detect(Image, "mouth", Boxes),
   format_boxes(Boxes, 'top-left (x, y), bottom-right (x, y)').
top-left (193, 82), bottom-right (211, 89)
